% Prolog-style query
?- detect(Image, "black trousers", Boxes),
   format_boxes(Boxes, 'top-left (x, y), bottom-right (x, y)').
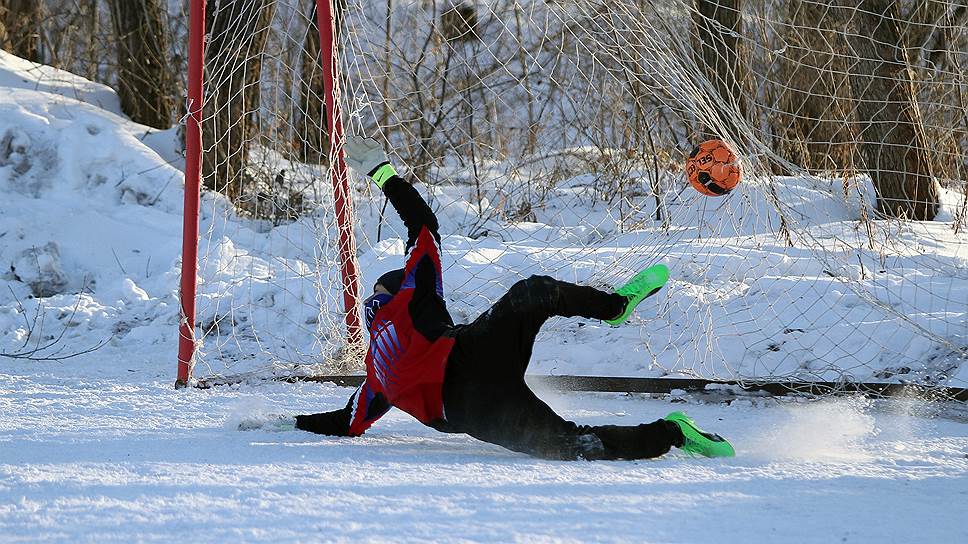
top-left (439, 275), bottom-right (683, 460)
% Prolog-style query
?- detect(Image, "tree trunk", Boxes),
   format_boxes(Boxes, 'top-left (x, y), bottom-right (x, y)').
top-left (83, 0), bottom-right (101, 81)
top-left (0, 0), bottom-right (42, 62)
top-left (845, 0), bottom-right (940, 220)
top-left (775, 3), bottom-right (857, 172)
top-left (295, 2), bottom-right (327, 164)
top-left (107, 0), bottom-right (175, 129)
top-left (691, 0), bottom-right (747, 136)
top-left (203, 0), bottom-right (275, 201)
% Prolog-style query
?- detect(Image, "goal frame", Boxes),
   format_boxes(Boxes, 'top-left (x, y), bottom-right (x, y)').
top-left (175, 0), bottom-right (360, 388)
top-left (167, 1), bottom-right (967, 402)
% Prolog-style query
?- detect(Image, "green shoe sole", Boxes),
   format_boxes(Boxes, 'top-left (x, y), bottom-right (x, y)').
top-left (605, 264), bottom-right (669, 326)
top-left (664, 411), bottom-right (735, 458)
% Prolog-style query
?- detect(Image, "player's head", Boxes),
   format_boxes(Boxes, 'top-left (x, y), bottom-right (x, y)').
top-left (363, 268), bottom-right (404, 329)
top-left (374, 268), bottom-right (404, 295)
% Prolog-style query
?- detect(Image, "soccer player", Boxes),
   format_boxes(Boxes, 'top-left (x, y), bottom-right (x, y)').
top-left (294, 136), bottom-right (734, 460)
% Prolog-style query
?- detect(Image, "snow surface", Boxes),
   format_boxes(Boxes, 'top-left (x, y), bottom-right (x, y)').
top-left (2, 373), bottom-right (967, 542)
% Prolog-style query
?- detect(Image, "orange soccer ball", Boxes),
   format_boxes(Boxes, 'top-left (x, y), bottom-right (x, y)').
top-left (685, 140), bottom-right (741, 197)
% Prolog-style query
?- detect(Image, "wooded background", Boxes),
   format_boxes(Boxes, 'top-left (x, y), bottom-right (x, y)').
top-left (1, 0), bottom-right (965, 225)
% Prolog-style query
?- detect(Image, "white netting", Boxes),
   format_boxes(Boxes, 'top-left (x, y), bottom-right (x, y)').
top-left (190, 0), bottom-right (967, 394)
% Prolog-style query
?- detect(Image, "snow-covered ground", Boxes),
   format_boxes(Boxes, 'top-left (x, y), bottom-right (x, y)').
top-left (1, 49), bottom-right (967, 542)
top-left (2, 373), bottom-right (967, 542)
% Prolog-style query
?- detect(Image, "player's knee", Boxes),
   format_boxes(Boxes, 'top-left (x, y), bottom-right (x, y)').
top-left (508, 275), bottom-right (557, 306)
top-left (515, 274), bottom-right (555, 293)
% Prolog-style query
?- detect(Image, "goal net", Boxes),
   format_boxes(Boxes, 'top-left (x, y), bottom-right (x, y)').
top-left (182, 0), bottom-right (968, 397)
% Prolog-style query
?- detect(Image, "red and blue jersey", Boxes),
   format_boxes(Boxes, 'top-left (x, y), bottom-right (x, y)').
top-left (307, 175), bottom-right (455, 437)
top-left (346, 226), bottom-right (455, 435)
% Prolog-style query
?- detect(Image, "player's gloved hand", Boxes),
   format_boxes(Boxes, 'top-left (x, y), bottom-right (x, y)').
top-left (344, 135), bottom-right (397, 189)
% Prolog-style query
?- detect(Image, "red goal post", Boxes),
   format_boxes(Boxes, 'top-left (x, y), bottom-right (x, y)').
top-left (175, 0), bottom-right (360, 388)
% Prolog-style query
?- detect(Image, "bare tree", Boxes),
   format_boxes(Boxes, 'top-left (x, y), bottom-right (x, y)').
top-left (775, 4), bottom-right (858, 173)
top-left (440, 2), bottom-right (477, 43)
top-left (845, 0), bottom-right (940, 220)
top-left (202, 0), bottom-right (276, 201)
top-left (0, 0), bottom-right (42, 62)
top-left (898, 1), bottom-right (968, 70)
top-left (29, 1), bottom-right (115, 80)
top-left (107, 0), bottom-right (175, 129)
top-left (691, 0), bottom-right (747, 134)
top-left (921, 5), bottom-right (968, 70)
top-left (295, 2), bottom-right (327, 164)
top-left (294, 0), bottom-right (350, 165)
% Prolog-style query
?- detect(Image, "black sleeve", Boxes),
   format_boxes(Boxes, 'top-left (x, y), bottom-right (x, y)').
top-left (381, 176), bottom-right (440, 250)
top-left (295, 407), bottom-right (352, 436)
top-left (295, 380), bottom-right (392, 437)
top-left (408, 254), bottom-right (453, 341)
top-left (383, 176), bottom-right (452, 340)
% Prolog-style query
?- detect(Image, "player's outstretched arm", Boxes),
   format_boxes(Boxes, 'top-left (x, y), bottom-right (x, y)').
top-left (295, 379), bottom-right (391, 437)
top-left (344, 135), bottom-right (440, 249)
top-left (344, 134), bottom-right (446, 309)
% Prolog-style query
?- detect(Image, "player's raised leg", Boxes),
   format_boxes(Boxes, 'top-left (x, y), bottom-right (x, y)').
top-left (452, 268), bottom-right (669, 379)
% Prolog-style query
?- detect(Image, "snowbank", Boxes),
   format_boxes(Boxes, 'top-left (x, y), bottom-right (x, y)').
top-left (0, 52), bottom-right (965, 390)
top-left (0, 50), bottom-right (122, 114)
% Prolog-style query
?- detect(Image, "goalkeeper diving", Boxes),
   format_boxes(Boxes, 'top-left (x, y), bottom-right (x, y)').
top-left (293, 136), bottom-right (735, 460)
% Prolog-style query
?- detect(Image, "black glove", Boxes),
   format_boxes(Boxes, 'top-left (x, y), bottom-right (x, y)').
top-left (294, 407), bottom-right (352, 436)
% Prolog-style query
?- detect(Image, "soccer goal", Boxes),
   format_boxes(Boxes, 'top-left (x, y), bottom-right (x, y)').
top-left (176, 0), bottom-right (967, 399)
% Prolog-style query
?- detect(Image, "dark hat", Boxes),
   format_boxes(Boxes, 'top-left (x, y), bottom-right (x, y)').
top-left (375, 268), bottom-right (405, 295)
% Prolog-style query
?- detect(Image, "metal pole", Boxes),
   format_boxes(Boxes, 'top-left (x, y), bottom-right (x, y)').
top-left (176, 0), bottom-right (206, 388)
top-left (316, 0), bottom-right (363, 346)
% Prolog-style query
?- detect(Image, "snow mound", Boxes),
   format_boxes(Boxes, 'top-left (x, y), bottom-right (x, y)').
top-left (0, 50), bottom-right (122, 114)
top-left (0, 55), bottom-right (187, 369)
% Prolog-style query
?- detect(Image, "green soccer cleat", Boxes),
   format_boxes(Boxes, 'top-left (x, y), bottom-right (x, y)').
top-left (604, 264), bottom-right (669, 326)
top-left (664, 411), bottom-right (735, 458)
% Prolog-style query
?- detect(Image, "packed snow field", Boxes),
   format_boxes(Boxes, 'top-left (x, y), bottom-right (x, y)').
top-left (2, 51), bottom-right (967, 542)
top-left (2, 373), bottom-right (967, 542)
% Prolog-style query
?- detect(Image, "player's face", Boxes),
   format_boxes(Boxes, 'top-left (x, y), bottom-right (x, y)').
top-left (363, 283), bottom-right (393, 330)
top-left (373, 283), bottom-right (391, 296)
